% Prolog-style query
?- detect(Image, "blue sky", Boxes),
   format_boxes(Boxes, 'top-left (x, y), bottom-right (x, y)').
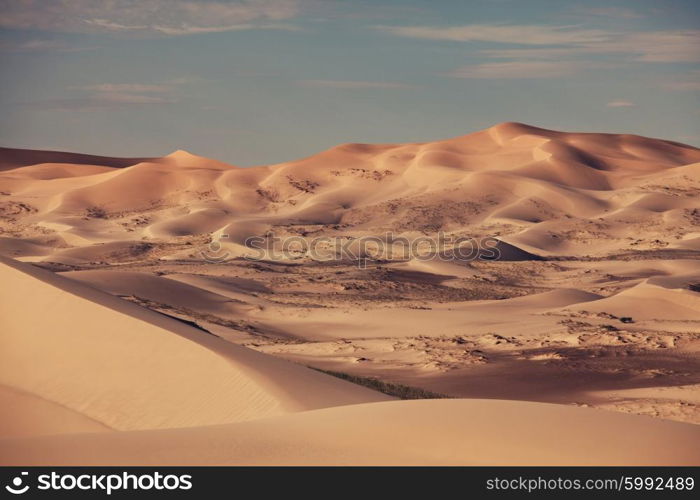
top-left (1, 0), bottom-right (699, 165)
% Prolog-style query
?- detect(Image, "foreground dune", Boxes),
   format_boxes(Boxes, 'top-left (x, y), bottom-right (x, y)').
top-left (0, 256), bottom-right (390, 436)
top-left (2, 399), bottom-right (699, 466)
top-left (1, 255), bottom-right (698, 465)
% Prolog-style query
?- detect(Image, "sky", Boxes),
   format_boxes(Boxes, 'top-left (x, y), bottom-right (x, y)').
top-left (0, 0), bottom-right (699, 166)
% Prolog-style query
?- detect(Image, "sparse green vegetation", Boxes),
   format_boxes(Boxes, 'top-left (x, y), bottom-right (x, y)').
top-left (311, 367), bottom-right (449, 400)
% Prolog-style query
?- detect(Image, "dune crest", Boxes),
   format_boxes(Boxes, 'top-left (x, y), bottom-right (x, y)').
top-left (1, 123), bottom-right (698, 263)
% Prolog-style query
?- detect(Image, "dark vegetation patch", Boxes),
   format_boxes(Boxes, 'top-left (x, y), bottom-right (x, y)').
top-left (85, 206), bottom-right (108, 218)
top-left (311, 367), bottom-right (449, 400)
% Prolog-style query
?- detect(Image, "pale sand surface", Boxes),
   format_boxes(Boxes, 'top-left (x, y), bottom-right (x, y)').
top-left (0, 385), bottom-right (112, 438)
top-left (0, 257), bottom-right (390, 434)
top-left (3, 399), bottom-right (699, 466)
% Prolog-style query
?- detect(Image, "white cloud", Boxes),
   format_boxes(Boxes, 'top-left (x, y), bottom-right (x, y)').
top-left (28, 78), bottom-right (200, 111)
top-left (573, 7), bottom-right (643, 19)
top-left (150, 22), bottom-right (300, 35)
top-left (94, 93), bottom-right (173, 104)
top-left (606, 100), bottom-right (635, 108)
top-left (376, 24), bottom-right (610, 45)
top-left (298, 79), bottom-right (412, 89)
top-left (479, 47), bottom-right (580, 59)
top-left (620, 31), bottom-right (700, 62)
top-left (0, 0), bottom-right (303, 37)
top-left (0, 39), bottom-right (99, 52)
top-left (84, 18), bottom-right (148, 32)
top-left (447, 61), bottom-right (585, 79)
top-left (76, 83), bottom-right (172, 93)
top-left (378, 24), bottom-right (700, 63)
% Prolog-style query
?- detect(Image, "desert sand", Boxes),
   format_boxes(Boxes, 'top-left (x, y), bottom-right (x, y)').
top-left (1, 122), bottom-right (699, 464)
top-left (4, 398), bottom-right (699, 466)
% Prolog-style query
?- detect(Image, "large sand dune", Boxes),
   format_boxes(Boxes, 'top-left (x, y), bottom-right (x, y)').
top-left (5, 254), bottom-right (697, 466)
top-left (2, 122), bottom-right (699, 262)
top-left (0, 146), bottom-right (155, 171)
top-left (1, 123), bottom-right (699, 464)
top-left (0, 256), bottom-right (390, 436)
top-left (3, 399), bottom-right (699, 466)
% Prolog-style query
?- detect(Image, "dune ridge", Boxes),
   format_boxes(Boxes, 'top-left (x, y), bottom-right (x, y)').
top-left (1, 122), bottom-right (699, 263)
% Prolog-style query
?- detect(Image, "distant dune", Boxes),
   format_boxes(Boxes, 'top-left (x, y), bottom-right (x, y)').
top-left (1, 122), bottom-right (699, 263)
top-left (0, 146), bottom-right (155, 171)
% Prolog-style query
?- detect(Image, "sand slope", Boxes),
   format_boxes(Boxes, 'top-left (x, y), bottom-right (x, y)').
top-left (0, 257), bottom-right (390, 435)
top-left (2, 399), bottom-right (699, 466)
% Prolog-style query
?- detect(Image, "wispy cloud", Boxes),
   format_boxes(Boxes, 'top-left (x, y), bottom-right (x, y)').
top-left (27, 78), bottom-right (199, 111)
top-left (90, 93), bottom-right (173, 104)
top-left (74, 83), bottom-right (173, 93)
top-left (376, 24), bottom-right (610, 45)
top-left (26, 94), bottom-right (173, 112)
top-left (298, 79), bottom-right (412, 89)
top-left (662, 71), bottom-right (700, 91)
top-left (84, 19), bottom-right (300, 36)
top-left (151, 22), bottom-right (300, 35)
top-left (446, 61), bottom-right (586, 79)
top-left (0, 39), bottom-right (99, 52)
top-left (663, 82), bottom-right (700, 91)
top-left (613, 31), bottom-right (700, 63)
top-left (572, 7), bottom-right (644, 19)
top-left (0, 0), bottom-right (303, 37)
top-left (606, 100), bottom-right (635, 108)
top-left (478, 48), bottom-right (580, 59)
top-left (378, 24), bottom-right (700, 63)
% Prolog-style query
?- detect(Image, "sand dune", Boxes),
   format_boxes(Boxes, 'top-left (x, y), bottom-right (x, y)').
top-left (3, 399), bottom-right (698, 466)
top-left (62, 269), bottom-right (253, 316)
top-left (0, 256), bottom-right (390, 435)
top-left (580, 281), bottom-right (700, 321)
top-left (1, 123), bottom-right (699, 464)
top-left (2, 122), bottom-right (699, 263)
top-left (0, 146), bottom-right (154, 171)
top-left (0, 385), bottom-right (112, 439)
top-left (6, 253), bottom-right (696, 465)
